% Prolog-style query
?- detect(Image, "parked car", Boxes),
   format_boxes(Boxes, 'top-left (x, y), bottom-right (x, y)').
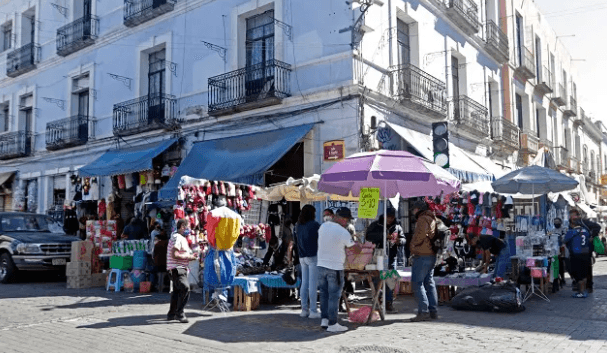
top-left (0, 212), bottom-right (80, 283)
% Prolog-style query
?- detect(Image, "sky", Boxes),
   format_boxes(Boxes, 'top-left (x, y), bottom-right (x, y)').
top-left (532, 0), bottom-right (607, 124)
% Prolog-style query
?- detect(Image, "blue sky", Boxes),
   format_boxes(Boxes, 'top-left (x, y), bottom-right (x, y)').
top-left (533, 0), bottom-right (607, 124)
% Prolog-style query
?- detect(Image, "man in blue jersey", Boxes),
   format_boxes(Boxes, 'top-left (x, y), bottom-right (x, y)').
top-left (564, 209), bottom-right (594, 298)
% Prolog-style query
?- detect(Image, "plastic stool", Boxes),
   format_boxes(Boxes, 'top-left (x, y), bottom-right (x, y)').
top-left (106, 269), bottom-right (129, 292)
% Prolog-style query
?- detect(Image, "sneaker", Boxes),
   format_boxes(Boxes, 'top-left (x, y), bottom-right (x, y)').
top-left (320, 318), bottom-right (329, 328)
top-left (166, 315), bottom-right (176, 321)
top-left (572, 292), bottom-right (588, 299)
top-left (309, 311), bottom-right (322, 319)
top-left (177, 316), bottom-right (189, 323)
top-left (327, 323), bottom-right (348, 332)
top-left (409, 313), bottom-right (431, 322)
top-left (300, 310), bottom-right (309, 318)
top-left (430, 312), bottom-right (439, 320)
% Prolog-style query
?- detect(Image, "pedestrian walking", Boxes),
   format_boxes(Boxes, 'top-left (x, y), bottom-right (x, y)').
top-left (295, 205), bottom-right (321, 319)
top-left (166, 219), bottom-right (198, 322)
top-left (409, 200), bottom-right (439, 322)
top-left (317, 207), bottom-right (357, 332)
top-left (566, 208), bottom-right (600, 297)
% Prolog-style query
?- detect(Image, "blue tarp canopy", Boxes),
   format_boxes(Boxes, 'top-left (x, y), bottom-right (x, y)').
top-left (159, 124), bottom-right (315, 200)
top-left (79, 139), bottom-right (177, 177)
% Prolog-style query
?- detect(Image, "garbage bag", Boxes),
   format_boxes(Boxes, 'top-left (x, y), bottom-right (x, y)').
top-left (451, 282), bottom-right (525, 313)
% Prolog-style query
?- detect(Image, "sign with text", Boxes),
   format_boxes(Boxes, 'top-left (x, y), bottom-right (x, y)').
top-left (323, 140), bottom-right (345, 161)
top-left (601, 174), bottom-right (607, 185)
top-left (358, 188), bottom-right (380, 219)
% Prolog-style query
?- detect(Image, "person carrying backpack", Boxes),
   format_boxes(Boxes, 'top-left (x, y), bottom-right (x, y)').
top-left (408, 200), bottom-right (439, 322)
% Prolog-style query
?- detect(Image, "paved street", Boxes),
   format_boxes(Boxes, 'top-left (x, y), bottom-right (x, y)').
top-left (2, 259), bottom-right (607, 353)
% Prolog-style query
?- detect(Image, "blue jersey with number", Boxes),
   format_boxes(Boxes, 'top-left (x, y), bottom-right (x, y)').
top-left (564, 227), bottom-right (591, 255)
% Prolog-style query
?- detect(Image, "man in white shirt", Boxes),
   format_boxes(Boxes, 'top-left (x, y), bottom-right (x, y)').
top-left (317, 207), bottom-right (357, 332)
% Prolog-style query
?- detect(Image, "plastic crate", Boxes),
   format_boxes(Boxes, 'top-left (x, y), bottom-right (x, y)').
top-left (110, 255), bottom-right (133, 270)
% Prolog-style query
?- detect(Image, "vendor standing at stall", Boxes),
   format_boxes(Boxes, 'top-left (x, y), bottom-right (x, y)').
top-left (317, 207), bottom-right (357, 332)
top-left (469, 234), bottom-right (506, 276)
top-left (567, 208), bottom-right (600, 295)
top-left (365, 207), bottom-right (405, 313)
top-left (295, 205), bottom-right (321, 319)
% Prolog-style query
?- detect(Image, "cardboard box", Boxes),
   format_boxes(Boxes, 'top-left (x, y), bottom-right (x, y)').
top-left (71, 241), bottom-right (94, 262)
top-left (66, 261), bottom-right (91, 277)
top-left (91, 273), bottom-right (107, 287)
top-left (67, 276), bottom-right (92, 289)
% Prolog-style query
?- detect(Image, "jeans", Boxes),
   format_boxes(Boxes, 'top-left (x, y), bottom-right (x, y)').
top-left (168, 267), bottom-right (190, 318)
top-left (318, 266), bottom-right (344, 326)
top-left (411, 255), bottom-right (438, 314)
top-left (300, 257), bottom-right (319, 313)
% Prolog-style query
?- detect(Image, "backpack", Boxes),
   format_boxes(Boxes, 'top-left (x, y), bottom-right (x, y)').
top-left (431, 217), bottom-right (451, 256)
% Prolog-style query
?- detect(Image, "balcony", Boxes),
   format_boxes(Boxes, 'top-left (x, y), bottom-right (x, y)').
top-left (208, 59), bottom-right (291, 116)
top-left (113, 94), bottom-right (177, 136)
top-left (564, 96), bottom-right (577, 117)
top-left (452, 95), bottom-right (489, 138)
top-left (391, 64), bottom-right (447, 119)
top-left (536, 66), bottom-right (553, 94)
top-left (46, 115), bottom-right (90, 151)
top-left (124, 0), bottom-right (176, 27)
top-left (0, 131), bottom-right (33, 160)
top-left (551, 83), bottom-right (566, 106)
top-left (445, 0), bottom-right (480, 35)
top-left (6, 43), bottom-right (41, 78)
top-left (57, 16), bottom-right (99, 57)
top-left (520, 132), bottom-right (539, 155)
top-left (515, 46), bottom-right (535, 80)
top-left (491, 117), bottom-right (519, 152)
top-left (484, 20), bottom-right (509, 64)
top-left (557, 148), bottom-right (570, 170)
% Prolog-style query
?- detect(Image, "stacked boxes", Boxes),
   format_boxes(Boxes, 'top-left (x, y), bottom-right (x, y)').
top-left (66, 241), bottom-right (94, 289)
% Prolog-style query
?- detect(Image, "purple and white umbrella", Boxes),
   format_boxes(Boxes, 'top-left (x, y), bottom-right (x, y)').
top-left (318, 150), bottom-right (460, 198)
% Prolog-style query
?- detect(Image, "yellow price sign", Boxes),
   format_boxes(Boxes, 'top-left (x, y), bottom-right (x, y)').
top-left (358, 188), bottom-right (380, 219)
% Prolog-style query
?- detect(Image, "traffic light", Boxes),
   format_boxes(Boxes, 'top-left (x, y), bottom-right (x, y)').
top-left (432, 122), bottom-right (449, 169)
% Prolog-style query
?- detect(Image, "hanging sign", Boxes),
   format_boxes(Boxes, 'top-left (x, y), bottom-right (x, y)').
top-left (323, 140), bottom-right (345, 161)
top-left (601, 189), bottom-right (607, 198)
top-left (358, 187), bottom-right (380, 219)
top-left (601, 174), bottom-right (607, 185)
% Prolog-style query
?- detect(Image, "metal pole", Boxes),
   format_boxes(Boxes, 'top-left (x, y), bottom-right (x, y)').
top-left (382, 189), bottom-right (387, 317)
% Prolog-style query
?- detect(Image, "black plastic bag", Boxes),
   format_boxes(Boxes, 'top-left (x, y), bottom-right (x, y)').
top-left (451, 282), bottom-right (525, 313)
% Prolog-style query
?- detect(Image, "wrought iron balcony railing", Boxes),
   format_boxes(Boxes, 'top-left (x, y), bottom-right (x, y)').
top-left (520, 132), bottom-right (539, 154)
top-left (46, 115), bottom-right (90, 150)
top-left (124, 0), bottom-right (177, 27)
top-left (564, 96), bottom-right (577, 117)
top-left (484, 20), bottom-right (509, 63)
top-left (557, 148), bottom-right (570, 169)
top-left (391, 64), bottom-right (447, 118)
top-left (6, 43), bottom-right (41, 78)
top-left (491, 117), bottom-right (519, 151)
top-left (452, 95), bottom-right (489, 137)
top-left (536, 66), bottom-right (553, 93)
top-left (445, 0), bottom-right (480, 34)
top-left (208, 59), bottom-right (291, 116)
top-left (551, 82), bottom-right (566, 106)
top-left (57, 15), bottom-right (99, 56)
top-left (516, 45), bottom-right (535, 80)
top-left (0, 131), bottom-right (33, 160)
top-left (113, 93), bottom-right (177, 136)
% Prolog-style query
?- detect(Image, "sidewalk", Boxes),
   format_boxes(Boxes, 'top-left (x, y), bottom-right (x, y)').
top-left (1, 259), bottom-right (607, 353)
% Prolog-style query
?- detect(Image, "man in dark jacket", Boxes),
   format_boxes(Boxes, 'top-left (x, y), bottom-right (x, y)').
top-left (365, 207), bottom-right (405, 312)
top-left (569, 208), bottom-right (601, 293)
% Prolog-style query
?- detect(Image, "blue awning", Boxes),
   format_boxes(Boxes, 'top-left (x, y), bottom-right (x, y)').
top-left (79, 139), bottom-right (177, 177)
top-left (159, 124), bottom-right (315, 200)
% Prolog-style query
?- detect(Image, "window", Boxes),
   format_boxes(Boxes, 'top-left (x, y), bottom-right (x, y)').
top-left (148, 49), bottom-right (166, 124)
top-left (572, 82), bottom-right (577, 100)
top-left (451, 56), bottom-right (460, 98)
top-left (515, 14), bottom-right (523, 66)
top-left (583, 145), bottom-right (588, 167)
top-left (535, 108), bottom-right (540, 138)
top-left (246, 10), bottom-right (275, 68)
top-left (563, 70), bottom-right (568, 95)
top-left (591, 151), bottom-right (595, 173)
top-left (397, 20), bottom-right (410, 65)
top-left (0, 104), bottom-right (8, 132)
top-left (535, 36), bottom-right (542, 79)
top-left (1, 22), bottom-right (11, 51)
top-left (515, 93), bottom-right (523, 129)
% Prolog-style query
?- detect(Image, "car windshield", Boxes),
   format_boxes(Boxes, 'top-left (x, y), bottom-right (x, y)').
top-left (1, 215), bottom-right (52, 232)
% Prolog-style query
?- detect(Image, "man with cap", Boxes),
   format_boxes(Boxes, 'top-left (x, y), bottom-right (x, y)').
top-left (365, 207), bottom-right (405, 312)
top-left (316, 207), bottom-right (357, 332)
top-left (408, 199), bottom-right (439, 322)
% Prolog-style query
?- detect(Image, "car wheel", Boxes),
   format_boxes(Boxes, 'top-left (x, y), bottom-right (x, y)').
top-left (0, 253), bottom-right (16, 284)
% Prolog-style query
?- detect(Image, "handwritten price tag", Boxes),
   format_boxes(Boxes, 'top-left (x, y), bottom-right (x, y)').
top-left (358, 188), bottom-right (380, 219)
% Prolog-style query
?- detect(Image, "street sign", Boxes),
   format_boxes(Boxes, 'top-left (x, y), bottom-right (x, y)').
top-left (358, 187), bottom-right (380, 219)
top-left (323, 140), bottom-right (345, 161)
